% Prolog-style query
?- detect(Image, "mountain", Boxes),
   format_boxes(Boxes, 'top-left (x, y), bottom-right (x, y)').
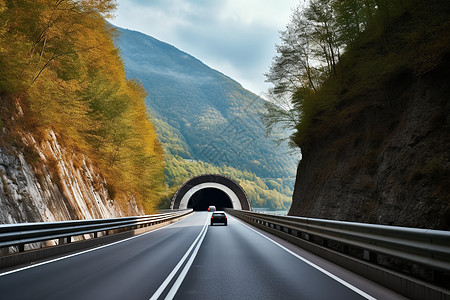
top-left (115, 28), bottom-right (298, 209)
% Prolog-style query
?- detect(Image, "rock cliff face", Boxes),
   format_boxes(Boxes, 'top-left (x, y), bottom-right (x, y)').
top-left (290, 59), bottom-right (450, 230)
top-left (0, 129), bottom-right (143, 224)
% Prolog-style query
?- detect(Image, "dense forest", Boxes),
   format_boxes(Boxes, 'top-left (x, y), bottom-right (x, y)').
top-left (0, 0), bottom-right (165, 212)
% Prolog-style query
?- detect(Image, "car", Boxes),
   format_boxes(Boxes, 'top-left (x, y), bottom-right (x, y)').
top-left (210, 212), bottom-right (227, 226)
top-left (208, 205), bottom-right (216, 212)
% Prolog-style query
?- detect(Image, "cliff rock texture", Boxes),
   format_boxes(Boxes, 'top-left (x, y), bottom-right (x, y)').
top-left (290, 62), bottom-right (449, 229)
top-left (291, 57), bottom-right (450, 229)
top-left (290, 5), bottom-right (450, 230)
top-left (0, 130), bottom-right (143, 224)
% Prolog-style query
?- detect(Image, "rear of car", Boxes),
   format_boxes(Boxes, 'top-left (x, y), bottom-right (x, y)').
top-left (208, 206), bottom-right (216, 212)
top-left (210, 212), bottom-right (227, 226)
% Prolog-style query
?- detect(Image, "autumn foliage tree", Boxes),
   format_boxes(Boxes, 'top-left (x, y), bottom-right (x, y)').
top-left (0, 0), bottom-right (165, 213)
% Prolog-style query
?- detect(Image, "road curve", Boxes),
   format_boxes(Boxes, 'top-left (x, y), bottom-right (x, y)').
top-left (0, 212), bottom-right (396, 299)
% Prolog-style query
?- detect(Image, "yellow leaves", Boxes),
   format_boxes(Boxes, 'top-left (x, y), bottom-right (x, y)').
top-left (27, 70), bottom-right (91, 144)
top-left (0, 0), bottom-right (6, 13)
top-left (79, 70), bottom-right (165, 213)
top-left (0, 0), bottom-right (165, 214)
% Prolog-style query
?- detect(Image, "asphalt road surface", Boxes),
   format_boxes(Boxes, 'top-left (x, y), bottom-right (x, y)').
top-left (0, 212), bottom-right (403, 300)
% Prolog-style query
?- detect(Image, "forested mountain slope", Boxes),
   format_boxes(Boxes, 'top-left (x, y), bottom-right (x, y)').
top-left (116, 28), bottom-right (298, 209)
top-left (0, 0), bottom-right (165, 222)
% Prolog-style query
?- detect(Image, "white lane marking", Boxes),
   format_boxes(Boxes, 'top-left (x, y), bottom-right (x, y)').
top-left (149, 216), bottom-right (208, 300)
top-left (164, 220), bottom-right (209, 300)
top-left (0, 215), bottom-right (192, 278)
top-left (233, 216), bottom-right (377, 300)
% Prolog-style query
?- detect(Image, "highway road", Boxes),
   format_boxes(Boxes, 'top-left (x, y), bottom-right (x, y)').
top-left (0, 212), bottom-right (403, 299)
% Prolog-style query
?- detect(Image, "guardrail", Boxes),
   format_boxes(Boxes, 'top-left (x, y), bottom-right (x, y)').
top-left (226, 209), bottom-right (450, 299)
top-left (0, 209), bottom-right (193, 254)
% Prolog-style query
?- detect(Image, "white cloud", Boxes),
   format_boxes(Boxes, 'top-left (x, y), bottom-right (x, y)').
top-left (109, 0), bottom-right (299, 95)
top-left (219, 0), bottom-right (296, 27)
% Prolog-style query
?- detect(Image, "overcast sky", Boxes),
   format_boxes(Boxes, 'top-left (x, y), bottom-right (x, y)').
top-left (109, 0), bottom-right (300, 97)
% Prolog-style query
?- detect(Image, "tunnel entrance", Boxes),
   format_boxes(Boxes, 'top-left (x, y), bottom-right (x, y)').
top-left (188, 188), bottom-right (233, 211)
top-left (171, 174), bottom-right (251, 211)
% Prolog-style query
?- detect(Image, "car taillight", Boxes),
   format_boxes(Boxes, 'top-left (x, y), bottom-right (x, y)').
top-left (211, 217), bottom-right (213, 219)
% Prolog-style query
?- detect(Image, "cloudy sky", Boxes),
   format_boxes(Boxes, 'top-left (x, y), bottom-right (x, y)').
top-left (109, 0), bottom-right (300, 97)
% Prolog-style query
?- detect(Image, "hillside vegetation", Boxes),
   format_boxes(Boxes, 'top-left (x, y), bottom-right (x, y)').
top-left (294, 0), bottom-right (449, 150)
top-left (267, 0), bottom-right (450, 228)
top-left (266, 0), bottom-right (449, 140)
top-left (163, 156), bottom-right (292, 210)
top-left (0, 0), bottom-right (165, 213)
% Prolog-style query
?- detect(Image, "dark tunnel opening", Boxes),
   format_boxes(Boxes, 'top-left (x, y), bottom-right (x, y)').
top-left (187, 188), bottom-right (233, 211)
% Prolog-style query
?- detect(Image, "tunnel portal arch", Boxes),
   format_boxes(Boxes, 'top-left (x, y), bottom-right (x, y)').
top-left (171, 174), bottom-right (251, 211)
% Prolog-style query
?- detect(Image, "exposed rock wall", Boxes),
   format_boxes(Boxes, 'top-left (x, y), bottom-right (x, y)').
top-left (290, 60), bottom-right (450, 230)
top-left (0, 130), bottom-right (143, 224)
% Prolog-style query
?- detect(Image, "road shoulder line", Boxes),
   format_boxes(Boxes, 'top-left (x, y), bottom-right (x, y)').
top-left (233, 216), bottom-right (376, 300)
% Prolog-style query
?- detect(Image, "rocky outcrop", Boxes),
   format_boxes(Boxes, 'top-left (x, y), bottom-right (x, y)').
top-left (290, 59), bottom-right (450, 230)
top-left (0, 130), bottom-right (143, 224)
